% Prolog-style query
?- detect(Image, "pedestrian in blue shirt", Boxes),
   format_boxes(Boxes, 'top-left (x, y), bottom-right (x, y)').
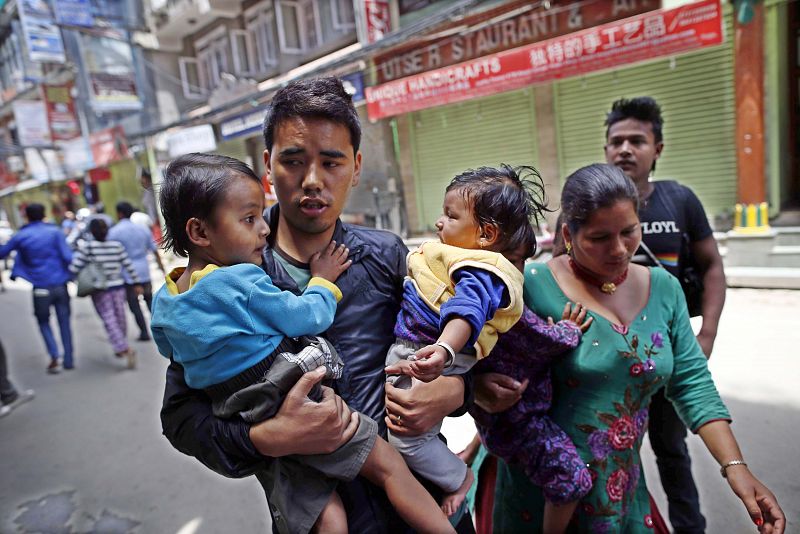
top-left (0, 204), bottom-right (74, 373)
top-left (108, 201), bottom-right (166, 341)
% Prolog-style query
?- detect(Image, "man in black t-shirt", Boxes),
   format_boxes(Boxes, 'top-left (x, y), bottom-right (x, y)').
top-left (604, 97), bottom-right (726, 534)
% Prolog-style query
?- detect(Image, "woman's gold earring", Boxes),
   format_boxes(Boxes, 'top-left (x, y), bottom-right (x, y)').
top-left (565, 241), bottom-right (572, 255)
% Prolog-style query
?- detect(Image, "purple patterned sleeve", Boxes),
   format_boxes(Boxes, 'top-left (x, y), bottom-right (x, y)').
top-left (471, 306), bottom-right (592, 504)
top-left (517, 309), bottom-right (582, 361)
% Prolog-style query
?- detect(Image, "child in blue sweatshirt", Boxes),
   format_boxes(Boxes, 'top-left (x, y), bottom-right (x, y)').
top-left (150, 153), bottom-right (453, 534)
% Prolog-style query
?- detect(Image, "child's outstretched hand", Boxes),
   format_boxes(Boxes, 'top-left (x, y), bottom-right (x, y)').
top-left (548, 302), bottom-right (593, 332)
top-left (310, 241), bottom-right (351, 283)
top-left (407, 344), bottom-right (448, 382)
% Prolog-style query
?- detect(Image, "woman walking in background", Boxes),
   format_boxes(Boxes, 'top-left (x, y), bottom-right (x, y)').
top-left (70, 219), bottom-right (142, 369)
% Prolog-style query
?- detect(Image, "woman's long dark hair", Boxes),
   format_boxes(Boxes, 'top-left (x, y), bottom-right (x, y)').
top-left (560, 164), bottom-right (639, 238)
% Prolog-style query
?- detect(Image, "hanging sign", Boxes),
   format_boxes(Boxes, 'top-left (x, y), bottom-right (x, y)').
top-left (54, 0), bottom-right (94, 27)
top-left (167, 124), bottom-right (217, 157)
top-left (220, 108), bottom-right (267, 141)
top-left (18, 0), bottom-right (66, 63)
top-left (341, 72), bottom-right (365, 104)
top-left (13, 100), bottom-right (51, 147)
top-left (89, 126), bottom-right (129, 167)
top-left (355, 0), bottom-right (392, 45)
top-left (44, 83), bottom-right (81, 141)
top-left (374, 0), bottom-right (660, 84)
top-left (81, 30), bottom-right (142, 111)
top-left (59, 137), bottom-right (95, 173)
top-left (366, 0), bottom-right (723, 120)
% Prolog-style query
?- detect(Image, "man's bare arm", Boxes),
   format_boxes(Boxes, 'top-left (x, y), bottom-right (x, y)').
top-left (692, 235), bottom-right (726, 357)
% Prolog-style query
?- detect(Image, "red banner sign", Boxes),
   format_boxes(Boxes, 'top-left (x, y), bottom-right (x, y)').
top-left (0, 161), bottom-right (19, 190)
top-left (366, 0), bottom-right (723, 120)
top-left (44, 83), bottom-right (81, 141)
top-left (363, 1), bottom-right (391, 44)
top-left (375, 0), bottom-right (660, 84)
top-left (89, 126), bottom-right (129, 167)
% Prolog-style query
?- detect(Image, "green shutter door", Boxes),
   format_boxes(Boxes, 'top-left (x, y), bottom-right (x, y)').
top-left (410, 89), bottom-right (539, 230)
top-left (555, 11), bottom-right (735, 219)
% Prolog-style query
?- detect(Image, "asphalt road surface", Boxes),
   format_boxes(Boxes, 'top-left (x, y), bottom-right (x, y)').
top-left (2, 275), bottom-right (797, 533)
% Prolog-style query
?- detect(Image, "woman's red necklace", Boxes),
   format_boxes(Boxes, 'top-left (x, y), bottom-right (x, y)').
top-left (569, 257), bottom-right (628, 295)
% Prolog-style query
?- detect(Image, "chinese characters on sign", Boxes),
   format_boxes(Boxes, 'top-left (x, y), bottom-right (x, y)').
top-left (366, 0), bottom-right (723, 120)
top-left (356, 0), bottom-right (392, 45)
top-left (373, 0), bottom-right (660, 83)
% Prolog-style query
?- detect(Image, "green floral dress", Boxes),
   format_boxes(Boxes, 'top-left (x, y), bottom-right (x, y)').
top-left (492, 263), bottom-right (730, 533)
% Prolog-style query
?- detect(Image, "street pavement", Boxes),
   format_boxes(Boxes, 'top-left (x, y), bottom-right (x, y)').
top-left (1, 272), bottom-right (798, 533)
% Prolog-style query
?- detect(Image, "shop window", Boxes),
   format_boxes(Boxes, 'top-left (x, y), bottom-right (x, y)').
top-left (230, 30), bottom-right (257, 76)
top-left (330, 0), bottom-right (355, 31)
top-left (195, 26), bottom-right (230, 91)
top-left (178, 57), bottom-right (205, 99)
top-left (245, 2), bottom-right (279, 72)
top-left (276, 0), bottom-right (321, 54)
top-left (0, 30), bottom-right (24, 93)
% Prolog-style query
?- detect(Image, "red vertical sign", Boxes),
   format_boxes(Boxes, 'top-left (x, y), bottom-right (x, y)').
top-left (43, 83), bottom-right (81, 141)
top-left (89, 126), bottom-right (129, 167)
top-left (365, 1), bottom-right (391, 43)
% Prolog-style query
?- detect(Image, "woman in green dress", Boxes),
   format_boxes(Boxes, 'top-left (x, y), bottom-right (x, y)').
top-left (474, 164), bottom-right (784, 533)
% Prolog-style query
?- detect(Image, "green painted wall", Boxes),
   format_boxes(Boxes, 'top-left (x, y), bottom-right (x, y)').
top-left (97, 160), bottom-right (141, 219)
top-left (554, 7), bottom-right (736, 220)
top-left (765, 0), bottom-right (791, 213)
top-left (409, 88), bottom-right (539, 230)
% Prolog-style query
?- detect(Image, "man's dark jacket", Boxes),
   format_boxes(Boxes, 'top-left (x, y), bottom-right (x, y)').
top-left (160, 206), bottom-right (472, 532)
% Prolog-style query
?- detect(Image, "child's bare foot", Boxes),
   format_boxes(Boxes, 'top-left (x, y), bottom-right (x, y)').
top-left (441, 468), bottom-right (474, 516)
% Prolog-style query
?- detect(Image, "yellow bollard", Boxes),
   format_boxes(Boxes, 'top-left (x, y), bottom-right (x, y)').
top-left (732, 202), bottom-right (771, 234)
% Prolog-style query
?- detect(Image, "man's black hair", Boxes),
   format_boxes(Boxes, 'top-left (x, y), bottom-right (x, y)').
top-left (89, 218), bottom-right (109, 242)
top-left (605, 97), bottom-right (664, 144)
top-left (25, 203), bottom-right (45, 222)
top-left (446, 164), bottom-right (550, 260)
top-left (263, 77), bottom-right (361, 155)
top-left (116, 201), bottom-right (135, 219)
top-left (159, 153), bottom-right (262, 257)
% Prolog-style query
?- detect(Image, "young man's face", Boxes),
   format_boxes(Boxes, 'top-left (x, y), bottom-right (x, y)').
top-left (604, 118), bottom-right (663, 186)
top-left (264, 117), bottom-right (361, 236)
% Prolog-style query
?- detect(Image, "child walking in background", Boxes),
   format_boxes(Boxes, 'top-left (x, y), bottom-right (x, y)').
top-left (150, 153), bottom-right (454, 534)
top-left (70, 218), bottom-right (141, 369)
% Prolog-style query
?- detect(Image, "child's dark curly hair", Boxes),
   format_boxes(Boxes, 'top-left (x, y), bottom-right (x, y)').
top-left (159, 153), bottom-right (262, 257)
top-left (446, 164), bottom-right (550, 260)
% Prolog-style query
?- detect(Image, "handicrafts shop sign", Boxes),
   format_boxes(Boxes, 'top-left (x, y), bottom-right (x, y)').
top-left (373, 0), bottom-right (660, 84)
top-left (366, 0), bottom-right (723, 120)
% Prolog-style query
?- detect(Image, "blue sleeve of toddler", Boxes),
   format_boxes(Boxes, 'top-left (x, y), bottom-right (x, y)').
top-left (439, 268), bottom-right (508, 347)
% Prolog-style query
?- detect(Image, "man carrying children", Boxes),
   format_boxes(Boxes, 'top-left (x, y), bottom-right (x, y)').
top-left (159, 77), bottom-right (474, 532)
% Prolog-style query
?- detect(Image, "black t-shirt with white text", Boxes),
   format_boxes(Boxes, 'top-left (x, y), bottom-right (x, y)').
top-left (634, 181), bottom-right (713, 278)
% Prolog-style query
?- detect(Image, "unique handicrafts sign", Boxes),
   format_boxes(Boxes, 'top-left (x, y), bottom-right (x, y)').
top-left (373, 0), bottom-right (661, 84)
top-left (366, 0), bottom-right (723, 120)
